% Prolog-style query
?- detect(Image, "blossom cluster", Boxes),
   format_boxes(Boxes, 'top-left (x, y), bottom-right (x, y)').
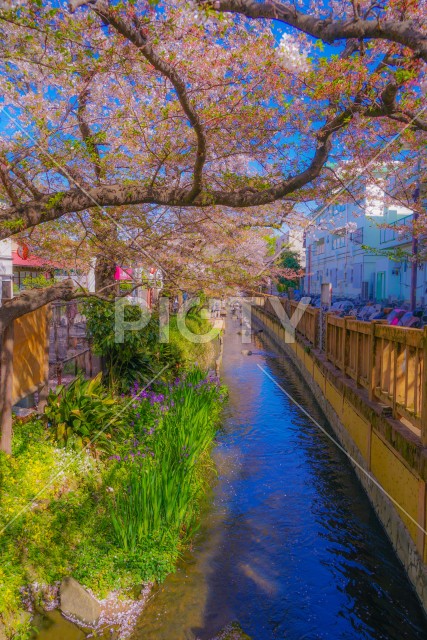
top-left (277, 33), bottom-right (311, 74)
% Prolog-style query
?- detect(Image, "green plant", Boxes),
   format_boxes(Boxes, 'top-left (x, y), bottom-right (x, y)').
top-left (84, 300), bottom-right (179, 392)
top-left (43, 373), bottom-right (123, 453)
top-left (84, 299), bottom-right (217, 392)
top-left (276, 246), bottom-right (303, 292)
top-left (21, 274), bottom-right (55, 289)
top-left (109, 369), bottom-right (222, 554)
top-left (0, 367), bottom-right (226, 637)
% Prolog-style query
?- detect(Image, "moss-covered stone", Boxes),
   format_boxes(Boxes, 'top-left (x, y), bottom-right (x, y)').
top-left (210, 621), bottom-right (252, 640)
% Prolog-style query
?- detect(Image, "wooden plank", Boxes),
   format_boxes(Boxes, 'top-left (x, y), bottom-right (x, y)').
top-left (375, 325), bottom-right (423, 348)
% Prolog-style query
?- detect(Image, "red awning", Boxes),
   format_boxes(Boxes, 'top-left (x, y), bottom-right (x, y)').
top-left (12, 251), bottom-right (64, 269)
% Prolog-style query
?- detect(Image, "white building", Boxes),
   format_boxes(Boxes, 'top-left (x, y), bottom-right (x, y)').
top-left (276, 229), bottom-right (306, 267)
top-left (303, 190), bottom-right (425, 304)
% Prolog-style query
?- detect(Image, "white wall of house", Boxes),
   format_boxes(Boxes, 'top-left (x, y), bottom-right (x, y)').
top-left (0, 239), bottom-right (13, 278)
top-left (277, 230), bottom-right (306, 267)
top-left (303, 193), bottom-right (424, 303)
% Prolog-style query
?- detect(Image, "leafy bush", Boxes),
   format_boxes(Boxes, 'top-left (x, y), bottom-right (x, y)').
top-left (84, 300), bottom-right (180, 392)
top-left (21, 274), bottom-right (55, 289)
top-left (43, 373), bottom-right (123, 453)
top-left (168, 314), bottom-right (218, 372)
top-left (84, 299), bottom-right (218, 392)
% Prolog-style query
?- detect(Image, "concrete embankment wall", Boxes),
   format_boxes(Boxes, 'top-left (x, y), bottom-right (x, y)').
top-left (252, 306), bottom-right (427, 612)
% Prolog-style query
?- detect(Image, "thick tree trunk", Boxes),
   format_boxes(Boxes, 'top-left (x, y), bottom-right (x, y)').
top-left (94, 254), bottom-right (118, 295)
top-left (94, 251), bottom-right (118, 377)
top-left (0, 322), bottom-right (14, 454)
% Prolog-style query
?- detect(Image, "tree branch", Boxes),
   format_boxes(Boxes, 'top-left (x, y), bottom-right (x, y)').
top-left (0, 278), bottom-right (152, 333)
top-left (73, 0), bottom-right (207, 202)
top-left (200, 0), bottom-right (427, 62)
top-left (0, 280), bottom-right (75, 332)
top-left (0, 131), bottom-right (331, 238)
top-left (77, 72), bottom-right (103, 181)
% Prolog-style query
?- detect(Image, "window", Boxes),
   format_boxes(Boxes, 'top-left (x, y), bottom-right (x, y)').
top-left (332, 236), bottom-right (346, 249)
top-left (350, 227), bottom-right (364, 244)
top-left (316, 238), bottom-right (325, 255)
top-left (380, 227), bottom-right (396, 243)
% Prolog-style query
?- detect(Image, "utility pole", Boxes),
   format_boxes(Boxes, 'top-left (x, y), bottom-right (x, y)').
top-left (410, 159), bottom-right (422, 311)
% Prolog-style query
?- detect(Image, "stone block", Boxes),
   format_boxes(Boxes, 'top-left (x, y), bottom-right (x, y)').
top-left (60, 577), bottom-right (101, 625)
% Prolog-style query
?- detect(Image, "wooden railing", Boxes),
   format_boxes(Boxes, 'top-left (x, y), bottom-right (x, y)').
top-left (289, 300), bottom-right (319, 347)
top-left (263, 298), bottom-right (319, 347)
top-left (257, 297), bottom-right (427, 442)
top-left (326, 315), bottom-right (374, 390)
top-left (373, 324), bottom-right (426, 434)
top-left (325, 313), bottom-right (427, 440)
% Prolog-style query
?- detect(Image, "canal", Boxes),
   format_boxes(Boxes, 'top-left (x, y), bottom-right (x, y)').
top-left (37, 318), bottom-right (427, 639)
top-left (130, 318), bottom-right (427, 639)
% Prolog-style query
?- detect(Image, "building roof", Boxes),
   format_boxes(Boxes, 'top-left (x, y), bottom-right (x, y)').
top-left (12, 250), bottom-right (65, 269)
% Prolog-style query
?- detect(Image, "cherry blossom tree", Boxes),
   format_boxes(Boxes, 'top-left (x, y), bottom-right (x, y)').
top-left (0, 0), bottom-right (424, 326)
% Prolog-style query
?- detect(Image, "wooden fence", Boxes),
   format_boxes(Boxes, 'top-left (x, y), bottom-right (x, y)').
top-left (0, 305), bottom-right (50, 453)
top-left (263, 298), bottom-right (320, 347)
top-left (12, 305), bottom-right (50, 405)
top-left (258, 297), bottom-right (427, 443)
top-left (325, 314), bottom-right (427, 441)
top-left (288, 300), bottom-right (319, 347)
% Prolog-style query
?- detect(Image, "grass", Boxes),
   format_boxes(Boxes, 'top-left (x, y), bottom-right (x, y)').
top-left (109, 370), bottom-right (221, 553)
top-left (0, 368), bottom-right (225, 639)
top-left (168, 313), bottom-right (219, 372)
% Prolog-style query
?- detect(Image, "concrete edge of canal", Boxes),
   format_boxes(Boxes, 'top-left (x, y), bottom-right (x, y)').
top-left (252, 306), bottom-right (427, 615)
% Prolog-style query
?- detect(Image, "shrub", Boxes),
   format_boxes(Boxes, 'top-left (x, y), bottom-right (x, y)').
top-left (43, 373), bottom-right (123, 453)
top-left (84, 299), bottom-right (219, 392)
top-left (84, 300), bottom-right (182, 392)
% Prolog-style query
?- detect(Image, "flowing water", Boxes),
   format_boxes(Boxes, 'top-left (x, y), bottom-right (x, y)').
top-left (37, 318), bottom-right (427, 639)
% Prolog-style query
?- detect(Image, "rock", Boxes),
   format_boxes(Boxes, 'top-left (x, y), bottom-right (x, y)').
top-left (241, 349), bottom-right (252, 356)
top-left (210, 621), bottom-right (252, 640)
top-left (60, 577), bottom-right (101, 625)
